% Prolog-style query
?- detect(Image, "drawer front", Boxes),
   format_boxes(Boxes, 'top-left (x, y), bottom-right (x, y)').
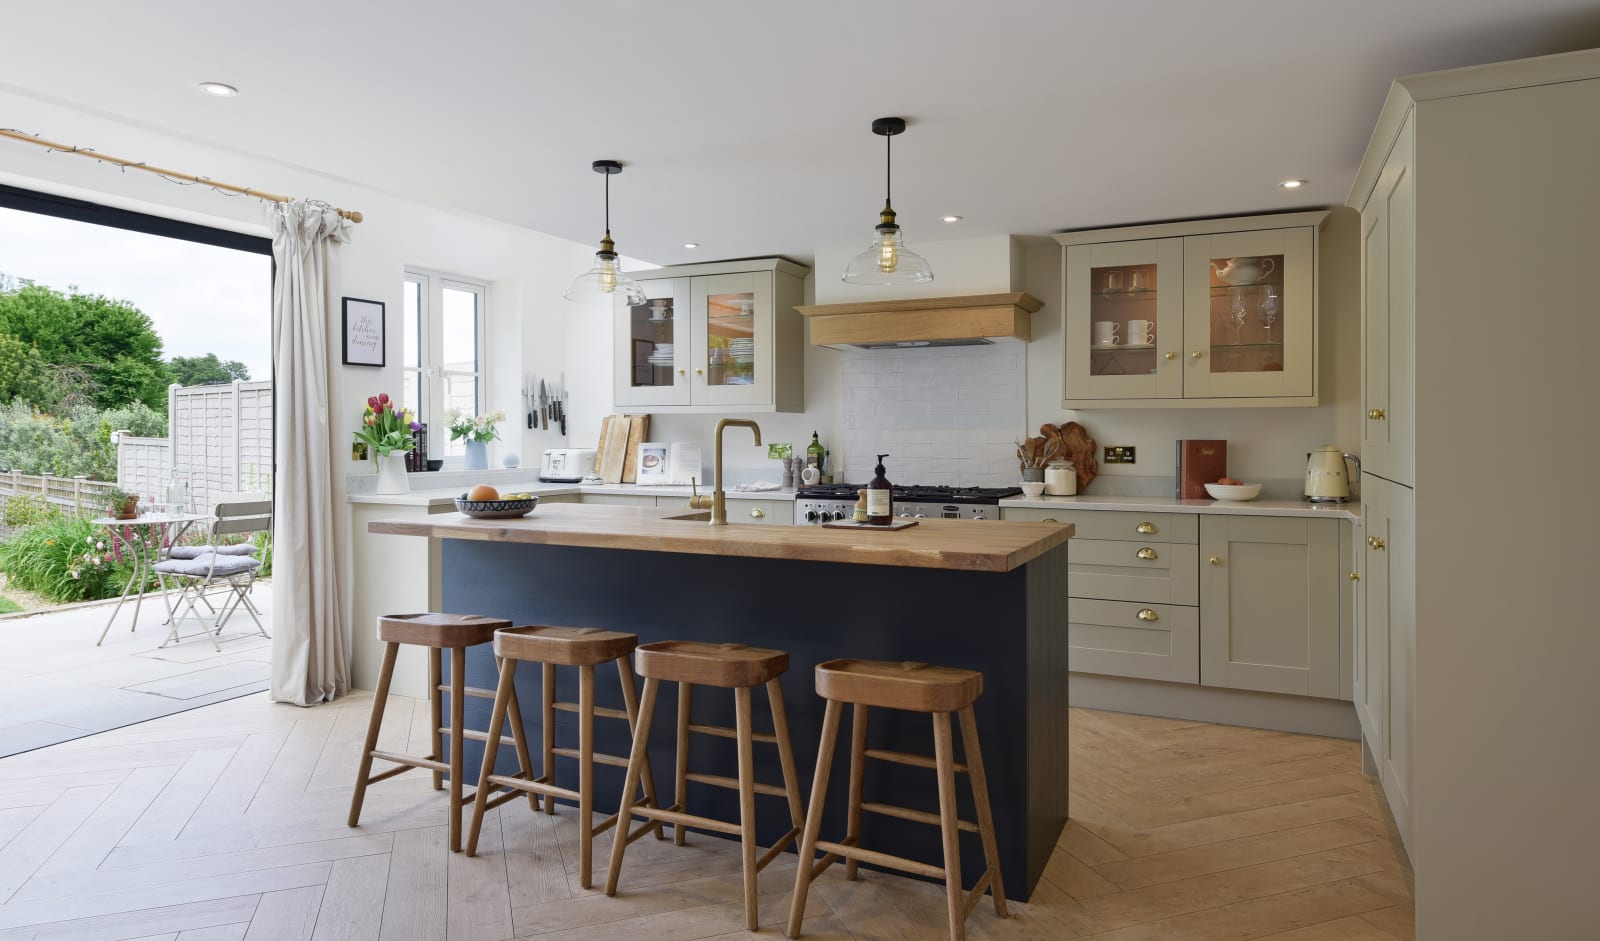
top-left (578, 494), bottom-right (658, 507)
top-left (1070, 539), bottom-right (1199, 606)
top-left (1001, 508), bottom-right (1197, 543)
top-left (1067, 599), bottom-right (1199, 684)
top-left (731, 500), bottom-right (792, 525)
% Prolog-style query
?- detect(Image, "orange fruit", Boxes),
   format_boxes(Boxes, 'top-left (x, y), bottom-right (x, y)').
top-left (468, 484), bottom-right (499, 501)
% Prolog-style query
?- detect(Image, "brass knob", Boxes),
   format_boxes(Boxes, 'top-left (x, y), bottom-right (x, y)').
top-left (1191, 350), bottom-right (1203, 360)
top-left (1137, 609), bottom-right (1159, 622)
top-left (1165, 352), bottom-right (1177, 361)
top-left (1042, 518), bottom-right (1058, 523)
top-left (678, 369), bottom-right (686, 376)
top-left (1137, 547), bottom-right (1158, 560)
top-left (1209, 555), bottom-right (1223, 565)
top-left (1136, 521), bottom-right (1157, 534)
top-left (695, 368), bottom-right (704, 376)
top-left (1368, 408), bottom-right (1387, 420)
top-left (749, 508), bottom-right (765, 519)
top-left (1368, 536), bottom-right (1387, 551)
top-left (1350, 572), bottom-right (1361, 581)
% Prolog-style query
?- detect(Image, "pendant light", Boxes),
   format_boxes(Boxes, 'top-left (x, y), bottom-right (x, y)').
top-left (842, 117), bottom-right (933, 285)
top-left (565, 160), bottom-right (648, 307)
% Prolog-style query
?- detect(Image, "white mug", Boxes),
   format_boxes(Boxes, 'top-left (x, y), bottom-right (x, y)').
top-left (1092, 321), bottom-right (1120, 345)
top-left (1128, 320), bottom-right (1156, 345)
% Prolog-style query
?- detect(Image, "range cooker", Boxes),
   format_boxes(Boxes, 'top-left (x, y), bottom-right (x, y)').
top-left (794, 484), bottom-right (1023, 524)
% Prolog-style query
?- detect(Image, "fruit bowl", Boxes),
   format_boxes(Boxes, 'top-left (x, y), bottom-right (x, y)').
top-left (455, 495), bottom-right (539, 519)
top-left (1204, 482), bottom-right (1263, 502)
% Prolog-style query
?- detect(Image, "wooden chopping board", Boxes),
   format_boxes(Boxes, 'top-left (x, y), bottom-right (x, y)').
top-left (620, 414), bottom-right (649, 484)
top-left (596, 415), bottom-right (628, 483)
top-left (1037, 421), bottom-right (1098, 490)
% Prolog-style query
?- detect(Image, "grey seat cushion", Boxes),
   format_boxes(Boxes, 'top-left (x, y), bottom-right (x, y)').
top-left (153, 554), bottom-right (262, 578)
top-left (168, 544), bottom-right (258, 560)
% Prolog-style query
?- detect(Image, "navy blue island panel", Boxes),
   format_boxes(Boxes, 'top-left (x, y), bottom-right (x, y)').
top-left (437, 536), bottom-right (1069, 901)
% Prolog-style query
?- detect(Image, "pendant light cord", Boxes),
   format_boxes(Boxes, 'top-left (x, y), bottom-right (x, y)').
top-left (884, 133), bottom-right (893, 206)
top-left (604, 170), bottom-right (611, 236)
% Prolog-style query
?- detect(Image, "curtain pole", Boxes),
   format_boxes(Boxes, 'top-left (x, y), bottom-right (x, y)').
top-left (0, 128), bottom-right (364, 223)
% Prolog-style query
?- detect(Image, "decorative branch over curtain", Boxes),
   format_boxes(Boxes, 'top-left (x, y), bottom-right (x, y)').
top-left (269, 201), bottom-right (352, 705)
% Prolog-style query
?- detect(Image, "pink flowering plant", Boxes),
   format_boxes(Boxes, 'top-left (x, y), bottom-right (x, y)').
top-left (353, 393), bottom-right (419, 457)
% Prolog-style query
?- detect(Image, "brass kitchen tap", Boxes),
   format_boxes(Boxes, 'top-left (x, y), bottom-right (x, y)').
top-left (690, 418), bottom-right (762, 525)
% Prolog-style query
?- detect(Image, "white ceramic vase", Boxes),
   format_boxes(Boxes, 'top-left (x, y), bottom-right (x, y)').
top-left (375, 451), bottom-right (411, 494)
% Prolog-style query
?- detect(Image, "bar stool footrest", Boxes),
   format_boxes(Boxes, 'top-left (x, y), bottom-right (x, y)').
top-left (369, 749), bottom-right (449, 775)
top-left (963, 869), bottom-right (998, 920)
top-left (626, 804), bottom-right (745, 838)
top-left (755, 826), bottom-right (801, 872)
top-left (436, 683), bottom-right (499, 701)
top-left (552, 701), bottom-right (632, 722)
top-left (813, 839), bottom-right (945, 881)
top-left (863, 747), bottom-right (967, 774)
top-left (551, 746), bottom-right (632, 769)
top-left (689, 722), bottom-right (778, 745)
top-left (860, 800), bottom-right (979, 833)
top-left (684, 771), bottom-right (789, 798)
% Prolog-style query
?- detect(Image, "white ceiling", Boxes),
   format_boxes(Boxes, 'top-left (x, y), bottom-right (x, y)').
top-left (3, 1), bottom-right (1597, 266)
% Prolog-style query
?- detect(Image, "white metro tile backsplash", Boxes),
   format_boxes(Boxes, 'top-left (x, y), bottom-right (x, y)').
top-left (841, 345), bottom-right (1026, 487)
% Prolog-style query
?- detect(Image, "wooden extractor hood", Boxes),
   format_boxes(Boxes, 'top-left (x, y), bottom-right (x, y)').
top-left (797, 292), bottom-right (1044, 350)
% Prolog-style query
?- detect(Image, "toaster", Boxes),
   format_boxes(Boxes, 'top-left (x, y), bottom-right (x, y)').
top-left (539, 448), bottom-right (597, 482)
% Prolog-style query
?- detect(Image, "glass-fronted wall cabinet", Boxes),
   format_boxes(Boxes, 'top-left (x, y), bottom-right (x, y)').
top-left (613, 257), bottom-right (808, 413)
top-left (1058, 212), bottom-right (1326, 408)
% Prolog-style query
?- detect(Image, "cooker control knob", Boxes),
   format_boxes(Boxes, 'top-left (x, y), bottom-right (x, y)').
top-left (972, 511), bottom-right (987, 520)
top-left (914, 512), bottom-right (927, 519)
top-left (831, 510), bottom-right (847, 521)
top-left (805, 510), bottom-right (819, 523)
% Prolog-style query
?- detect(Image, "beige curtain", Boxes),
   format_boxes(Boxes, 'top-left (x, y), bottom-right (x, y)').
top-left (269, 201), bottom-right (352, 705)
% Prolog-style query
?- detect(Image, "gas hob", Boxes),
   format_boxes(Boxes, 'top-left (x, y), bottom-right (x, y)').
top-left (794, 484), bottom-right (1022, 524)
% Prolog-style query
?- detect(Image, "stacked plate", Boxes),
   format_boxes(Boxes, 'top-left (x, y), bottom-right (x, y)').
top-left (647, 343), bottom-right (674, 365)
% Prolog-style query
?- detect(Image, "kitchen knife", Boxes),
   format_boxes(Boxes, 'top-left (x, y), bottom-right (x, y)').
top-left (539, 380), bottom-right (549, 430)
top-left (527, 373), bottom-right (536, 429)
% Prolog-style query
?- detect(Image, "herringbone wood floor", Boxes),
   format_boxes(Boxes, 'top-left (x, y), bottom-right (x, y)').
top-left (0, 691), bottom-right (1413, 939)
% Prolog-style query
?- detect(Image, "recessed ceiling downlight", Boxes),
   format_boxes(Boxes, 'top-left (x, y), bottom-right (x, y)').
top-left (1279, 179), bottom-right (1307, 189)
top-left (941, 215), bottom-right (962, 223)
top-left (683, 242), bottom-right (700, 249)
top-left (199, 82), bottom-right (238, 97)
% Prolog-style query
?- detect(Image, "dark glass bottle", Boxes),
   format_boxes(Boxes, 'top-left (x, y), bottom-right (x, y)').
top-left (806, 431), bottom-right (825, 470)
top-left (867, 453), bottom-right (892, 525)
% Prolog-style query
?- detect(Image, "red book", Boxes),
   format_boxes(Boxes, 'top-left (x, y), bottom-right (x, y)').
top-left (1176, 440), bottom-right (1228, 499)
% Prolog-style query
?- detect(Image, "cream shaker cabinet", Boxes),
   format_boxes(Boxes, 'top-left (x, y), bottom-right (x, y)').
top-left (1057, 212), bottom-right (1325, 409)
top-left (1353, 475), bottom-right (1414, 850)
top-left (1359, 113), bottom-right (1416, 487)
top-left (1198, 516), bottom-right (1342, 699)
top-left (614, 257), bottom-right (807, 414)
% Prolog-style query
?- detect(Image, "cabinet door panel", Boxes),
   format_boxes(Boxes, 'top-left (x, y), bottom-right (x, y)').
top-left (1182, 227), bottom-right (1315, 399)
top-left (1361, 205), bottom-right (1391, 479)
top-left (1382, 482), bottom-right (1414, 845)
top-left (1200, 516), bottom-right (1341, 697)
top-left (727, 499), bottom-right (793, 525)
top-left (1070, 539), bottom-right (1199, 606)
top-left (1067, 599), bottom-right (1199, 684)
top-left (616, 278), bottom-right (693, 408)
top-left (1357, 479), bottom-right (1389, 757)
top-left (1384, 117), bottom-right (1416, 487)
top-left (694, 272), bottom-right (773, 408)
top-left (1064, 238), bottom-right (1184, 401)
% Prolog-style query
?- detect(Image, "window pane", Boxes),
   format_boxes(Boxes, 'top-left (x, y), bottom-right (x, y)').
top-left (401, 369), bottom-right (420, 427)
top-left (403, 279), bottom-right (421, 368)
top-left (441, 287), bottom-right (478, 374)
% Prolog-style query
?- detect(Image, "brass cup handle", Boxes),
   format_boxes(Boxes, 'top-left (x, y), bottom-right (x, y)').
top-left (1368, 408), bottom-right (1387, 420)
top-left (1350, 572), bottom-right (1362, 581)
top-left (1368, 536), bottom-right (1387, 550)
top-left (1136, 609), bottom-right (1159, 622)
top-left (1136, 547), bottom-right (1158, 560)
top-left (1209, 555), bottom-right (1223, 565)
top-left (1041, 517), bottom-right (1058, 523)
top-left (1136, 521), bottom-right (1157, 534)
top-left (749, 508), bottom-right (765, 519)
top-left (1164, 352), bottom-right (1177, 361)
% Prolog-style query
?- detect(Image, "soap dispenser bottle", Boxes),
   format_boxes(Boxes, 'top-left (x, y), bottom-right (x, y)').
top-left (867, 453), bottom-right (892, 525)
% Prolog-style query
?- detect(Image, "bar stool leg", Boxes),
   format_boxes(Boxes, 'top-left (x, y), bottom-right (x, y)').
top-left (766, 677), bottom-right (806, 833)
top-left (786, 698), bottom-right (842, 940)
top-left (466, 657), bottom-right (518, 857)
top-left (503, 676), bottom-right (539, 813)
top-left (348, 641), bottom-right (399, 828)
top-left (541, 662), bottom-right (557, 815)
top-left (616, 659), bottom-right (666, 840)
top-left (429, 648), bottom-right (444, 791)
top-left (449, 647), bottom-right (468, 852)
top-left (959, 706), bottom-right (1008, 917)
top-left (674, 680), bottom-right (692, 845)
top-left (844, 703), bottom-right (870, 881)
top-left (734, 685), bottom-right (759, 931)
top-left (932, 711), bottom-right (965, 941)
top-left (578, 663), bottom-right (596, 888)
top-left (605, 676), bottom-right (659, 897)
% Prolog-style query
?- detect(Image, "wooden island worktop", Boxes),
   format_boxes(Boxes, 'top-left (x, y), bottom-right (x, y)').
top-left (368, 502), bottom-right (1073, 572)
top-left (369, 501), bottom-right (1073, 900)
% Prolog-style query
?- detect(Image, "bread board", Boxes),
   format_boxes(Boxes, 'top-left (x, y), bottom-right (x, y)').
top-left (822, 518), bottom-right (919, 531)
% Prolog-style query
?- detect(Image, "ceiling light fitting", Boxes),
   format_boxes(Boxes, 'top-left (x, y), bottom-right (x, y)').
top-left (842, 116), bottom-right (933, 286)
top-left (1279, 179), bottom-right (1307, 189)
top-left (941, 215), bottom-right (962, 223)
top-left (683, 242), bottom-right (700, 249)
top-left (565, 160), bottom-right (647, 307)
top-left (198, 82), bottom-right (238, 97)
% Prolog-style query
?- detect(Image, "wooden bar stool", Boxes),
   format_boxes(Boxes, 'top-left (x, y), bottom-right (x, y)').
top-left (348, 613), bottom-right (537, 853)
top-left (606, 641), bottom-right (806, 931)
top-left (465, 626), bottom-right (667, 889)
top-left (787, 659), bottom-right (1006, 941)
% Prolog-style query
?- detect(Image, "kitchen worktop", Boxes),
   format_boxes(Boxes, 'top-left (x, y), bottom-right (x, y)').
top-left (369, 502), bottom-right (1073, 572)
top-left (1000, 493), bottom-right (1360, 521)
top-left (347, 481), bottom-right (793, 509)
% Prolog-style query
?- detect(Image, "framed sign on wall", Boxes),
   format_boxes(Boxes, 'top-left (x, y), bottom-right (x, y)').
top-left (342, 297), bottom-right (385, 366)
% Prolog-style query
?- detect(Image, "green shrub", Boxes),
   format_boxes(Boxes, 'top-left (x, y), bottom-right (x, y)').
top-left (0, 595), bottom-right (20, 614)
top-left (0, 400), bottom-right (166, 481)
top-left (1, 494), bottom-right (59, 529)
top-left (0, 515), bottom-right (148, 603)
top-left (250, 529), bottom-right (273, 578)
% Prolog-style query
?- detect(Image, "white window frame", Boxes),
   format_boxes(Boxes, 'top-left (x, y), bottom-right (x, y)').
top-left (403, 268), bottom-right (488, 463)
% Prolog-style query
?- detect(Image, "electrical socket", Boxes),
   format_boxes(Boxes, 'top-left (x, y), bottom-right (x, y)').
top-left (1104, 446), bottom-right (1137, 464)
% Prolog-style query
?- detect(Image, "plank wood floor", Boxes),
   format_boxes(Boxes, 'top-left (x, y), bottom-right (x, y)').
top-left (0, 691), bottom-right (1413, 939)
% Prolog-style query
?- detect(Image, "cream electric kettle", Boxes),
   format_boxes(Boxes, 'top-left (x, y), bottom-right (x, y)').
top-left (1304, 445), bottom-right (1361, 503)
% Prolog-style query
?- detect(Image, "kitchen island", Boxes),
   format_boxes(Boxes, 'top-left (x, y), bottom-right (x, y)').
top-left (369, 503), bottom-right (1072, 899)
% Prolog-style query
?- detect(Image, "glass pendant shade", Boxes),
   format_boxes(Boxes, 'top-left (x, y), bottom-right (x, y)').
top-left (564, 247), bottom-right (647, 306)
top-left (842, 225), bottom-right (933, 285)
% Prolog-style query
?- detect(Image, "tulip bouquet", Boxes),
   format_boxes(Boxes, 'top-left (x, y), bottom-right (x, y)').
top-left (444, 408), bottom-right (506, 444)
top-left (353, 393), bottom-right (419, 457)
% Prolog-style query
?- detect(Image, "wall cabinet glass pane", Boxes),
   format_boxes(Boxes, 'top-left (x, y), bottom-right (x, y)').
top-left (1182, 229), bottom-right (1313, 399)
top-left (617, 279), bottom-right (692, 407)
top-left (1064, 238), bottom-right (1183, 401)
